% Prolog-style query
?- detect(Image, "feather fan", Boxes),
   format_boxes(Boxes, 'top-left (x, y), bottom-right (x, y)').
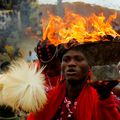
top-left (0, 75), bottom-right (4, 105)
top-left (0, 59), bottom-right (47, 112)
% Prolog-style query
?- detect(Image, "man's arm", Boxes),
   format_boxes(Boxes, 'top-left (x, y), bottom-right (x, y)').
top-left (112, 84), bottom-right (120, 97)
top-left (92, 81), bottom-right (120, 119)
top-left (97, 94), bottom-right (120, 120)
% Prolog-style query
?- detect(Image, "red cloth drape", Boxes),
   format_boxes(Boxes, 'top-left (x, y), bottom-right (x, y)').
top-left (27, 81), bottom-right (120, 120)
top-left (45, 74), bottom-right (60, 87)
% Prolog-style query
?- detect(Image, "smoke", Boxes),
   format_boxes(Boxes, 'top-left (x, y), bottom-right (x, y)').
top-left (56, 0), bottom-right (64, 17)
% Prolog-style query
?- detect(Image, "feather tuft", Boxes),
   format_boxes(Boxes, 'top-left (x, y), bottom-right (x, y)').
top-left (0, 75), bottom-right (4, 105)
top-left (0, 59), bottom-right (47, 112)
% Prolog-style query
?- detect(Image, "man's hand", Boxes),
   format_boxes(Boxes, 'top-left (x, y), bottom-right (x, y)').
top-left (90, 80), bottom-right (119, 100)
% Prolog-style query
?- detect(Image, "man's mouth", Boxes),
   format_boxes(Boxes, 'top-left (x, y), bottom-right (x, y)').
top-left (66, 69), bottom-right (77, 75)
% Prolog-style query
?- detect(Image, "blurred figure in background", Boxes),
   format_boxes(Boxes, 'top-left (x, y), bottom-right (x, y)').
top-left (27, 50), bottom-right (33, 62)
top-left (36, 40), bottom-right (61, 89)
top-left (31, 47), bottom-right (38, 62)
top-left (14, 48), bottom-right (23, 59)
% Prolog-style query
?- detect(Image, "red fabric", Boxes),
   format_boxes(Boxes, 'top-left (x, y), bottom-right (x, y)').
top-left (27, 81), bottom-right (120, 120)
top-left (31, 60), bottom-right (40, 69)
top-left (35, 60), bottom-right (40, 70)
top-left (34, 60), bottom-right (61, 87)
top-left (45, 75), bottom-right (60, 87)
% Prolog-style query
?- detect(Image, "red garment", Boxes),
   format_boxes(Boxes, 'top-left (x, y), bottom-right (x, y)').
top-left (53, 96), bottom-right (78, 119)
top-left (34, 60), bottom-right (60, 87)
top-left (27, 81), bottom-right (120, 120)
top-left (45, 74), bottom-right (60, 87)
top-left (44, 75), bottom-right (61, 93)
top-left (35, 60), bottom-right (40, 70)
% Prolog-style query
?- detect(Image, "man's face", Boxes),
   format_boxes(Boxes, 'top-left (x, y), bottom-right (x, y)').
top-left (61, 50), bottom-right (89, 83)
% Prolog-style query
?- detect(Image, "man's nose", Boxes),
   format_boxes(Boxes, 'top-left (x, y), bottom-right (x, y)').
top-left (68, 59), bottom-right (76, 67)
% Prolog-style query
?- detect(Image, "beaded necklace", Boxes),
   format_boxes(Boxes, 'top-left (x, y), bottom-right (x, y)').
top-left (57, 97), bottom-right (77, 120)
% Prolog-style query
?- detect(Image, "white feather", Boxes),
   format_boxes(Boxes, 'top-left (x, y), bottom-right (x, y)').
top-left (0, 59), bottom-right (47, 112)
top-left (0, 75), bottom-right (4, 105)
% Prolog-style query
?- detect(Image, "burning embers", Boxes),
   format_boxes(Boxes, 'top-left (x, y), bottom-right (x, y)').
top-left (42, 11), bottom-right (120, 46)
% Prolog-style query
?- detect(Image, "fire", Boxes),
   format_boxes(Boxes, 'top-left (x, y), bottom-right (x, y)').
top-left (42, 11), bottom-right (119, 46)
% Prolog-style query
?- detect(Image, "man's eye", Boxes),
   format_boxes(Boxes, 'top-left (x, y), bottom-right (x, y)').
top-left (62, 57), bottom-right (69, 62)
top-left (75, 57), bottom-right (84, 61)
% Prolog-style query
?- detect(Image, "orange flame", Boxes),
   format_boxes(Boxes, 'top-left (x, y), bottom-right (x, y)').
top-left (42, 11), bottom-right (119, 46)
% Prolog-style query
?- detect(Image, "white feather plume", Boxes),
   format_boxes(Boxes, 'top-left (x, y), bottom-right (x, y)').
top-left (0, 59), bottom-right (47, 112)
top-left (0, 75), bottom-right (4, 105)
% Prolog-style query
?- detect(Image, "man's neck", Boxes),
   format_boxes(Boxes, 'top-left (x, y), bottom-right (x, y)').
top-left (66, 79), bottom-right (86, 102)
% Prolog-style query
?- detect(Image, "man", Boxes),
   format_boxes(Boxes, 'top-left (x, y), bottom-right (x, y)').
top-left (27, 43), bottom-right (120, 120)
top-left (36, 41), bottom-right (61, 88)
top-left (27, 51), bottom-right (33, 62)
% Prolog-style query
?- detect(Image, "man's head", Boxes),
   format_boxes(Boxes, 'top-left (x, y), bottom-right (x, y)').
top-left (29, 51), bottom-right (32, 56)
top-left (37, 40), bottom-right (61, 77)
top-left (37, 40), bottom-right (57, 65)
top-left (61, 45), bottom-right (89, 85)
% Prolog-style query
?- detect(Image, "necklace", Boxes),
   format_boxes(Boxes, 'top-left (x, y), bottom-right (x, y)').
top-left (58, 97), bottom-right (77, 120)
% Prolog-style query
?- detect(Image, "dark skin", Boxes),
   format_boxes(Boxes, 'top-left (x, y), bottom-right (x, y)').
top-left (112, 87), bottom-right (120, 97)
top-left (61, 50), bottom-right (89, 101)
top-left (61, 49), bottom-right (118, 102)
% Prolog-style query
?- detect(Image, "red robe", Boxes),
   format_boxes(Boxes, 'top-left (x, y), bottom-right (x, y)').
top-left (34, 60), bottom-right (60, 87)
top-left (44, 74), bottom-right (60, 87)
top-left (27, 81), bottom-right (120, 120)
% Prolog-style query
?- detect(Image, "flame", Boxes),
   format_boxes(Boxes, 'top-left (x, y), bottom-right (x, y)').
top-left (42, 11), bottom-right (119, 46)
